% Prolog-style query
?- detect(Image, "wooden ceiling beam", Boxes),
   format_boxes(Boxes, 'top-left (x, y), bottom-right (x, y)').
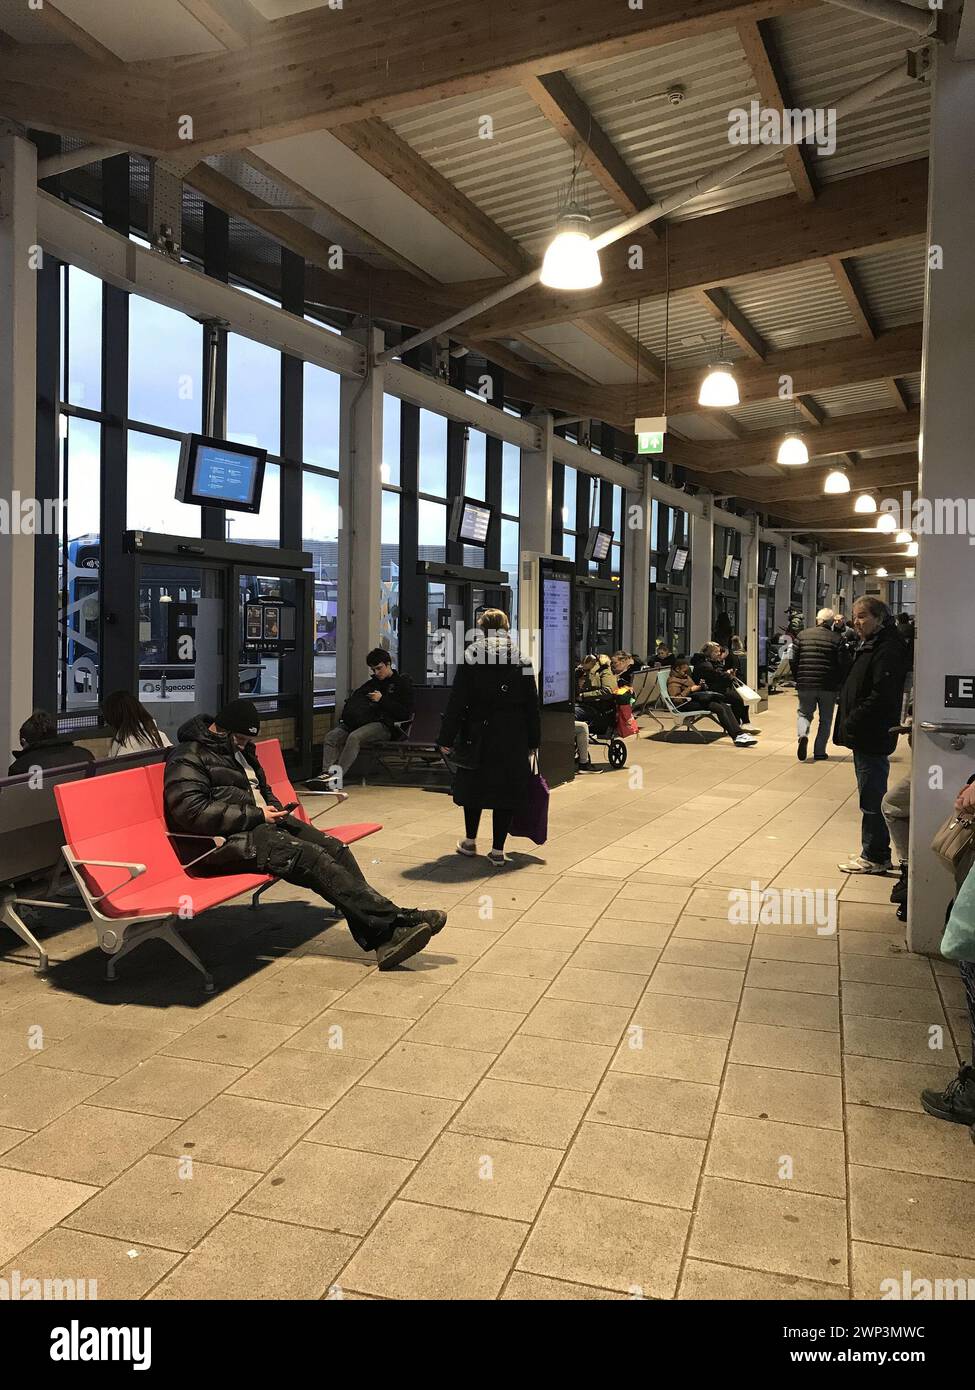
top-left (697, 287), bottom-right (767, 361)
top-left (827, 254), bottom-right (876, 340)
top-left (736, 18), bottom-right (816, 202)
top-left (522, 71), bottom-right (656, 221)
top-left (175, 0), bottom-right (267, 51)
top-left (679, 406), bottom-right (920, 475)
top-left (795, 394), bottom-right (825, 426)
top-left (34, 2), bottom-right (125, 66)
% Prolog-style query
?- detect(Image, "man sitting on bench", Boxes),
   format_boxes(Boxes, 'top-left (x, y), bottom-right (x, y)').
top-left (164, 699), bottom-right (443, 970)
top-left (307, 648), bottom-right (414, 793)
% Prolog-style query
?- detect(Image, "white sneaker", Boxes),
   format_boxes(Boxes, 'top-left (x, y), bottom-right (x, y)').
top-left (734, 734), bottom-right (758, 746)
top-left (456, 839), bottom-right (477, 857)
top-left (487, 849), bottom-right (507, 867)
top-left (839, 854), bottom-right (893, 874)
top-left (741, 724), bottom-right (760, 734)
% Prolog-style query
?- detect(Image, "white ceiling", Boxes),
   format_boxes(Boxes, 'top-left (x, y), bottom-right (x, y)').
top-left (252, 132), bottom-right (502, 283)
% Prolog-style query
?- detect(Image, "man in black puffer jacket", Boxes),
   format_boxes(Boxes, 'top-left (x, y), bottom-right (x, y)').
top-left (792, 607), bottom-right (849, 762)
top-left (834, 598), bottom-right (909, 874)
top-left (164, 700), bottom-right (444, 969)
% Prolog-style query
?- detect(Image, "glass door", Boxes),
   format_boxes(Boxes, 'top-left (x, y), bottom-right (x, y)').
top-left (137, 562), bottom-right (227, 745)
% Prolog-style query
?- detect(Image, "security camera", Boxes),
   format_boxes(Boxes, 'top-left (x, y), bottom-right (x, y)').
top-left (667, 85), bottom-right (686, 107)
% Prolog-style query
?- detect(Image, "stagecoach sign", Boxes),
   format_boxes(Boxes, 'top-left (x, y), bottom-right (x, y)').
top-left (945, 675), bottom-right (975, 709)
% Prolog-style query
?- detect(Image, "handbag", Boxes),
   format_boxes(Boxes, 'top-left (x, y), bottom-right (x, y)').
top-left (941, 863), bottom-right (975, 962)
top-left (615, 702), bottom-right (639, 738)
top-left (510, 755), bottom-right (550, 845)
top-left (931, 810), bottom-right (975, 871)
top-left (449, 718), bottom-right (486, 770)
top-left (734, 681), bottom-right (760, 703)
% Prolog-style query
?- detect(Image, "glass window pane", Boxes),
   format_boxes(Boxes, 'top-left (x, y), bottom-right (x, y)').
top-left (225, 462), bottom-right (280, 546)
top-left (128, 296), bottom-right (201, 431)
top-left (418, 498), bottom-right (446, 560)
top-left (303, 362), bottom-right (340, 471)
top-left (238, 571), bottom-right (298, 709)
top-left (127, 430), bottom-right (202, 536)
top-left (502, 442), bottom-right (520, 515)
top-left (466, 429), bottom-right (486, 500)
top-left (562, 466), bottom-right (576, 530)
top-left (380, 491), bottom-right (400, 664)
top-left (612, 485), bottom-right (622, 537)
top-left (419, 410), bottom-right (447, 496)
top-left (501, 518), bottom-right (520, 630)
top-left (304, 472), bottom-right (340, 702)
top-left (60, 418), bottom-right (101, 710)
top-left (66, 266), bottom-right (101, 410)
top-left (227, 333), bottom-right (280, 455)
top-left (382, 394), bottom-right (400, 485)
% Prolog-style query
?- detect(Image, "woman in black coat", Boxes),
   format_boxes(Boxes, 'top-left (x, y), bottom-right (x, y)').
top-left (437, 609), bottom-right (541, 866)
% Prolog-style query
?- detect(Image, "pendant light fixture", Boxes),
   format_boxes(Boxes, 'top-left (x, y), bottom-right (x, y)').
top-left (540, 202), bottom-right (602, 289)
top-left (876, 512), bottom-right (898, 533)
top-left (779, 432), bottom-right (810, 467)
top-left (823, 465), bottom-right (850, 493)
top-left (904, 540), bottom-right (919, 557)
top-left (894, 530), bottom-right (912, 545)
top-left (854, 492), bottom-right (877, 513)
top-left (876, 567), bottom-right (888, 577)
top-left (698, 362), bottom-right (740, 407)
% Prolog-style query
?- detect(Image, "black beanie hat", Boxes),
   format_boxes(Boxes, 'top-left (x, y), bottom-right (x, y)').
top-left (215, 699), bottom-right (261, 738)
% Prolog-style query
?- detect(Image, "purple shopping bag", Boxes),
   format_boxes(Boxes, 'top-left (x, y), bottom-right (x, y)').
top-left (510, 759), bottom-right (549, 845)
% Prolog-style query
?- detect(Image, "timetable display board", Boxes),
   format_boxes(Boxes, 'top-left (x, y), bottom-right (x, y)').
top-left (540, 563), bottom-right (572, 706)
top-left (176, 434), bottom-right (268, 513)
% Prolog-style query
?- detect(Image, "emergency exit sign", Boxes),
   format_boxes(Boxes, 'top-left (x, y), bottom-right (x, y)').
top-left (945, 674), bottom-right (975, 708)
top-left (635, 415), bottom-right (666, 456)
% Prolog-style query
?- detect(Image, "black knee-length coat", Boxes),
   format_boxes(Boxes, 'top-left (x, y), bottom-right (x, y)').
top-left (438, 640), bottom-right (541, 811)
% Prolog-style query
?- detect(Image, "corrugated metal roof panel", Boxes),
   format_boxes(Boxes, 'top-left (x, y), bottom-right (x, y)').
top-left (812, 378), bottom-right (899, 416)
top-left (565, 27), bottom-right (795, 222)
top-left (726, 396), bottom-right (797, 431)
top-left (767, 8), bottom-right (930, 183)
top-left (605, 292), bottom-right (744, 370)
top-left (848, 238), bottom-right (926, 332)
top-left (385, 87), bottom-right (617, 257)
top-left (726, 261), bottom-right (856, 351)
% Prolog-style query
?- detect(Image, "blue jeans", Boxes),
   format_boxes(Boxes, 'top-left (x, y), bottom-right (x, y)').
top-left (853, 750), bottom-right (891, 864)
top-left (797, 688), bottom-right (836, 759)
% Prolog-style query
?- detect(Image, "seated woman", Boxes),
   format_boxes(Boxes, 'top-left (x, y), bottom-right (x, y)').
top-left (102, 689), bottom-right (172, 757)
top-left (575, 654), bottom-right (619, 735)
top-left (610, 650), bottom-right (641, 688)
top-left (668, 658), bottom-right (757, 746)
top-left (692, 641), bottom-right (757, 731)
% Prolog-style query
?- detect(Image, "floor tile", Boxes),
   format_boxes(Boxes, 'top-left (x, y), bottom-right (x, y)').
top-left (738, 987), bottom-right (839, 1032)
top-left (849, 1165), bottom-right (975, 1258)
top-left (705, 1114), bottom-right (846, 1197)
top-left (449, 1078), bottom-right (589, 1148)
top-left (401, 1130), bottom-right (562, 1221)
top-left (238, 1142), bottom-right (412, 1236)
top-left (850, 1240), bottom-right (975, 1301)
top-left (153, 1094), bottom-right (320, 1170)
top-left (557, 1121), bottom-right (705, 1209)
top-left (843, 1055), bottom-right (958, 1114)
top-left (729, 1022), bottom-right (840, 1076)
top-left (362, 1041), bottom-right (495, 1101)
top-left (2, 1104), bottom-right (177, 1185)
top-left (0, 1167), bottom-right (98, 1266)
top-left (500, 1272), bottom-right (623, 1300)
top-left (227, 1048), bottom-right (371, 1109)
top-left (305, 1087), bottom-right (457, 1160)
top-left (679, 1260), bottom-right (849, 1300)
top-left (28, 1023), bottom-right (181, 1078)
top-left (630, 992), bottom-right (737, 1039)
top-left (590, 1071), bottom-right (719, 1139)
top-left (645, 963), bottom-right (744, 1003)
top-left (0, 1063), bottom-right (107, 1130)
top-left (846, 1104), bottom-right (975, 1182)
top-left (719, 1064), bottom-right (843, 1129)
top-left (0, 1227), bottom-right (181, 1300)
top-left (689, 1176), bottom-right (847, 1286)
top-left (92, 1056), bottom-right (244, 1120)
top-left (545, 967), bottom-right (645, 1008)
top-left (488, 1034), bottom-right (612, 1093)
top-left (285, 1008), bottom-right (412, 1060)
top-left (519, 997), bottom-right (631, 1047)
top-left (403, 1003), bottom-right (523, 1053)
top-left (339, 1200), bottom-right (526, 1299)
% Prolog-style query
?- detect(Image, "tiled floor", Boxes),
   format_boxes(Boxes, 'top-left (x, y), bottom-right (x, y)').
top-left (2, 694), bottom-right (973, 1300)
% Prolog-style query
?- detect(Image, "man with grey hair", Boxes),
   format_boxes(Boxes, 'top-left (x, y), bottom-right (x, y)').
top-left (834, 596), bottom-right (910, 872)
top-left (792, 607), bottom-right (847, 762)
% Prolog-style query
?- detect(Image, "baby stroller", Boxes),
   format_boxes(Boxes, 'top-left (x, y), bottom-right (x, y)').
top-left (578, 690), bottom-right (637, 769)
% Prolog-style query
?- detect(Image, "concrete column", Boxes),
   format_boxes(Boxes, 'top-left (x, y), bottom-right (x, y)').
top-left (744, 517), bottom-right (761, 690)
top-left (0, 128), bottom-right (37, 759)
top-left (908, 39), bottom-right (975, 955)
top-left (774, 539), bottom-right (792, 638)
top-left (337, 325), bottom-right (384, 703)
top-left (622, 467), bottom-right (651, 657)
top-left (807, 551), bottom-right (822, 627)
top-left (519, 409), bottom-right (553, 555)
top-left (689, 496), bottom-right (714, 654)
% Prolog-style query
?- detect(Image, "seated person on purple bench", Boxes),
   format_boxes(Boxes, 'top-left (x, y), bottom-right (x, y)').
top-left (163, 699), bottom-right (444, 971)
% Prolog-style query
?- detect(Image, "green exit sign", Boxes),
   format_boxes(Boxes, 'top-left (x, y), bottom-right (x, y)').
top-left (635, 415), bottom-right (666, 456)
top-left (638, 431), bottom-right (664, 455)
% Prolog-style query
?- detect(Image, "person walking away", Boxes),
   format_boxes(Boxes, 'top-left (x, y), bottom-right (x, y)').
top-left (668, 659), bottom-right (756, 746)
top-left (102, 690), bottom-right (172, 757)
top-left (165, 699), bottom-right (444, 969)
top-left (792, 608), bottom-right (846, 762)
top-left (8, 710), bottom-right (95, 776)
top-left (437, 610), bottom-right (540, 866)
top-left (307, 648), bottom-right (413, 792)
top-left (834, 597), bottom-right (909, 873)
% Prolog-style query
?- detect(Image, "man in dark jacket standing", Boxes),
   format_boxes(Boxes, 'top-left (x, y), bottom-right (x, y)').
top-left (792, 608), bottom-right (847, 762)
top-left (308, 648), bottom-right (413, 793)
top-left (834, 598), bottom-right (909, 873)
top-left (164, 699), bottom-right (443, 969)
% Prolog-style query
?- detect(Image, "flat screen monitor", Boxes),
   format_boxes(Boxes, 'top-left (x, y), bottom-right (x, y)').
top-left (584, 527), bottom-right (612, 562)
top-left (765, 566), bottom-right (778, 587)
top-left (449, 496), bottom-right (493, 546)
top-left (667, 545), bottom-right (688, 574)
top-left (795, 574), bottom-right (806, 593)
top-left (176, 434), bottom-right (267, 513)
top-left (722, 554), bottom-right (740, 580)
top-left (540, 569), bottom-right (572, 706)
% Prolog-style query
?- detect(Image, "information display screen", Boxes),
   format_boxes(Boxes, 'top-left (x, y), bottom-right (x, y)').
top-left (540, 572), bottom-right (572, 706)
top-left (449, 496), bottom-right (494, 546)
top-left (176, 434), bottom-right (268, 513)
top-left (584, 527), bottom-right (612, 562)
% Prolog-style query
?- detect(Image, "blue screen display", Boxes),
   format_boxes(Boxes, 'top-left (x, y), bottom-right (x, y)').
top-left (192, 445), bottom-right (259, 506)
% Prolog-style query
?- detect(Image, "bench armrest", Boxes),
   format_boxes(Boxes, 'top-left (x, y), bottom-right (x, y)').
top-left (306, 791), bottom-right (350, 821)
top-left (165, 832), bottom-right (228, 868)
top-left (62, 852), bottom-right (147, 906)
